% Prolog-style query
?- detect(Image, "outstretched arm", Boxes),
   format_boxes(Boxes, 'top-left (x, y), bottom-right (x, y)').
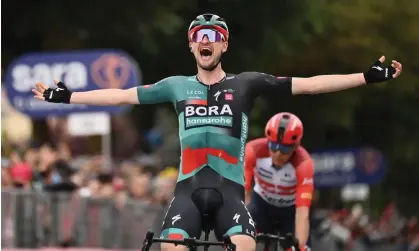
top-left (292, 56), bottom-right (402, 95)
top-left (292, 73), bottom-right (365, 95)
top-left (243, 56), bottom-right (402, 98)
top-left (70, 88), bottom-right (138, 105)
top-left (33, 78), bottom-right (173, 105)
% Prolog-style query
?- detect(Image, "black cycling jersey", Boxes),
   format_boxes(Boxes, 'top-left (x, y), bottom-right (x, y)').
top-left (137, 72), bottom-right (292, 186)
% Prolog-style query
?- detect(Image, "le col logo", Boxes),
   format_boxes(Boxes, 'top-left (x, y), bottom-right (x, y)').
top-left (185, 104), bottom-right (233, 117)
top-left (187, 90), bottom-right (204, 95)
top-left (11, 62), bottom-right (88, 92)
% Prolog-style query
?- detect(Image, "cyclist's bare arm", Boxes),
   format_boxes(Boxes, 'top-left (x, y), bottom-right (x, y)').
top-left (244, 138), bottom-right (270, 198)
top-left (249, 56), bottom-right (402, 97)
top-left (291, 147), bottom-right (314, 248)
top-left (291, 56), bottom-right (402, 95)
top-left (291, 73), bottom-right (366, 95)
top-left (67, 77), bottom-right (173, 106)
top-left (70, 87), bottom-right (139, 105)
top-left (245, 72), bottom-right (368, 97)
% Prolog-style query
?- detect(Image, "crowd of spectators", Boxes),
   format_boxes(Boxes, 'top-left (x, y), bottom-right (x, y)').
top-left (310, 202), bottom-right (419, 251)
top-left (2, 139), bottom-right (419, 250)
top-left (1, 140), bottom-right (178, 206)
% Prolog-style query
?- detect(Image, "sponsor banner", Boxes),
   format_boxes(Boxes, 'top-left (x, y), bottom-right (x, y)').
top-left (312, 147), bottom-right (386, 187)
top-left (4, 49), bottom-right (141, 118)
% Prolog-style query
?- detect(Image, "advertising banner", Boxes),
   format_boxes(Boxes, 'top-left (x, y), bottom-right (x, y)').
top-left (312, 147), bottom-right (386, 187)
top-left (4, 50), bottom-right (141, 118)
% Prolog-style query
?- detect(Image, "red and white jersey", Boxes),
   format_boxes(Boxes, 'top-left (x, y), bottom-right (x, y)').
top-left (245, 138), bottom-right (314, 208)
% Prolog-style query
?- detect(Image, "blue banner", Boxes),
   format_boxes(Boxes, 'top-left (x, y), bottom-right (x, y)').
top-left (312, 147), bottom-right (387, 187)
top-left (5, 49), bottom-right (141, 118)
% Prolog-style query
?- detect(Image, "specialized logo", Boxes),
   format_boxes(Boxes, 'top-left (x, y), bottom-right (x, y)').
top-left (214, 90), bottom-right (221, 101)
top-left (233, 213), bottom-right (240, 224)
top-left (372, 66), bottom-right (383, 71)
top-left (184, 104), bottom-right (233, 128)
top-left (172, 214), bottom-right (181, 225)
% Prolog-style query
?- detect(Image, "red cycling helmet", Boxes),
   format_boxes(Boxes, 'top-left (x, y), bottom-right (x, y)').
top-left (265, 112), bottom-right (304, 153)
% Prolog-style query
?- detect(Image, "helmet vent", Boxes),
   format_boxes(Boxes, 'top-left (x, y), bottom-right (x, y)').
top-left (278, 127), bottom-right (285, 140)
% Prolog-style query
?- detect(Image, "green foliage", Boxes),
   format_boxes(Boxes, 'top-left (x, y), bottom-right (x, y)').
top-left (2, 0), bottom-right (419, 214)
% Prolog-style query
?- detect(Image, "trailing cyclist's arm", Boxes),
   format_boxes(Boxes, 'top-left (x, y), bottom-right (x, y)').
top-left (244, 138), bottom-right (270, 193)
top-left (244, 142), bottom-right (257, 194)
top-left (291, 147), bottom-right (314, 249)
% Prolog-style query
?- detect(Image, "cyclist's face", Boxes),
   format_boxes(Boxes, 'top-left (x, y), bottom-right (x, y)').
top-left (270, 150), bottom-right (294, 166)
top-left (190, 30), bottom-right (228, 71)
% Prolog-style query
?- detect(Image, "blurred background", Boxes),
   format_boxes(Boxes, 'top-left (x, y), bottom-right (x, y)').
top-left (1, 0), bottom-right (419, 251)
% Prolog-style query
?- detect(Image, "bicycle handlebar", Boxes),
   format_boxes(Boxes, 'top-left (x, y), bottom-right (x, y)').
top-left (256, 233), bottom-right (300, 251)
top-left (256, 233), bottom-right (286, 241)
top-left (141, 231), bottom-right (236, 251)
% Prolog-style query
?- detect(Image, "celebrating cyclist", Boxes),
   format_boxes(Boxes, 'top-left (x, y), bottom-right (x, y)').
top-left (245, 112), bottom-right (313, 251)
top-left (33, 13), bottom-right (402, 251)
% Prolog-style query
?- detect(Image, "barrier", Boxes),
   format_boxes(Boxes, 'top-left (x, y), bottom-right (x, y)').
top-left (1, 190), bottom-right (404, 251)
top-left (1, 190), bottom-right (165, 249)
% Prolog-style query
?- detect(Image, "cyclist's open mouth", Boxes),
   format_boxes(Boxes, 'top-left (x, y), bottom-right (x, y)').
top-left (200, 47), bottom-right (213, 61)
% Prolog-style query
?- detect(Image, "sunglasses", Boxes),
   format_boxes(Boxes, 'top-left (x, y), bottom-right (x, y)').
top-left (190, 28), bottom-right (225, 43)
top-left (268, 141), bottom-right (296, 154)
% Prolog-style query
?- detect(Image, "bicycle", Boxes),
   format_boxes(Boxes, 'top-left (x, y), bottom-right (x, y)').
top-left (141, 214), bottom-right (236, 251)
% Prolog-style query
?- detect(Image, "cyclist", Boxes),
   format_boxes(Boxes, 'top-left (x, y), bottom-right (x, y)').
top-left (32, 13), bottom-right (402, 251)
top-left (244, 112), bottom-right (312, 251)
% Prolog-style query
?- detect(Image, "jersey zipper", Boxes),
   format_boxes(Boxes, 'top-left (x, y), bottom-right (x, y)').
top-left (207, 83), bottom-right (210, 168)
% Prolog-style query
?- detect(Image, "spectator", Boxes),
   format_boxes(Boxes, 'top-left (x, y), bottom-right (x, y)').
top-left (10, 163), bottom-right (32, 189)
top-left (152, 166), bottom-right (177, 205)
top-left (128, 170), bottom-right (152, 202)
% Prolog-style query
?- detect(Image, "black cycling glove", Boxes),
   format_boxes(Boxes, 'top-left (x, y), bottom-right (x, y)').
top-left (363, 59), bottom-right (397, 84)
top-left (43, 82), bottom-right (73, 103)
